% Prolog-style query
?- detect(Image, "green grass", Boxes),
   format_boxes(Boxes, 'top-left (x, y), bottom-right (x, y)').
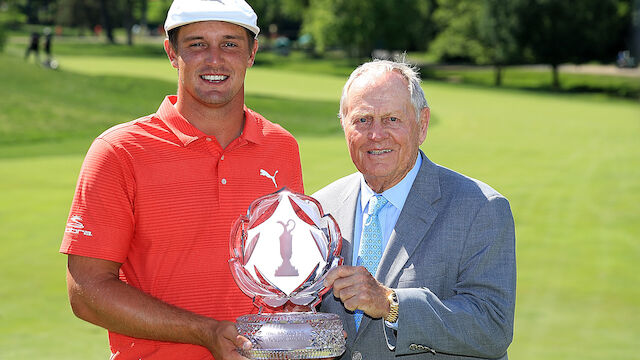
top-left (0, 54), bottom-right (345, 144)
top-left (0, 143), bottom-right (109, 359)
top-left (1, 42), bottom-right (639, 360)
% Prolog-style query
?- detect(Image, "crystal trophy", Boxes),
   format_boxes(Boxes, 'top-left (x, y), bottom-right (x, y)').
top-left (229, 188), bottom-right (346, 359)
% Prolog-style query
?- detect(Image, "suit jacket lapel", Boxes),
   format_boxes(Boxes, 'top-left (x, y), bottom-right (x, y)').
top-left (323, 175), bottom-right (360, 340)
top-left (332, 178), bottom-right (359, 268)
top-left (377, 151), bottom-right (441, 287)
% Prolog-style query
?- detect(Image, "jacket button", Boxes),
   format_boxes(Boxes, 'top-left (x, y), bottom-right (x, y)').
top-left (352, 351), bottom-right (363, 360)
top-left (410, 344), bottom-right (418, 350)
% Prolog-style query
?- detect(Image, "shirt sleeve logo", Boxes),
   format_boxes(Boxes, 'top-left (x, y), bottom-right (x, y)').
top-left (65, 215), bottom-right (93, 237)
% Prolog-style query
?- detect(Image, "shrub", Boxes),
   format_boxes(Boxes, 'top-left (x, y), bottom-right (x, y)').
top-left (0, 25), bottom-right (6, 53)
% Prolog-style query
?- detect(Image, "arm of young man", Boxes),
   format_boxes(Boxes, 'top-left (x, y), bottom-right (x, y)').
top-left (63, 137), bottom-right (250, 359)
top-left (66, 254), bottom-right (250, 360)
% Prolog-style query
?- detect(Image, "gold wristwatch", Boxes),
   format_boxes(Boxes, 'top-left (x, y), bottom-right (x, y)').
top-left (384, 290), bottom-right (399, 323)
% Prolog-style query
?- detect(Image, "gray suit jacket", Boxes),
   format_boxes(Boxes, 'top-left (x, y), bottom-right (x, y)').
top-left (313, 151), bottom-right (516, 360)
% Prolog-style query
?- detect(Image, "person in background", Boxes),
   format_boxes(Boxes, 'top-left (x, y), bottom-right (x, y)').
top-left (60, 1), bottom-right (303, 359)
top-left (43, 27), bottom-right (53, 66)
top-left (24, 31), bottom-right (40, 63)
top-left (315, 59), bottom-right (516, 359)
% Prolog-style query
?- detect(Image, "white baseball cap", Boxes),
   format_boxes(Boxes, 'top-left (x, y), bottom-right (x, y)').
top-left (164, 0), bottom-right (260, 38)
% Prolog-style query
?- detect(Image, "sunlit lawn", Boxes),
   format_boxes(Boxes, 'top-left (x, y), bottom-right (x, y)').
top-left (1, 40), bottom-right (639, 359)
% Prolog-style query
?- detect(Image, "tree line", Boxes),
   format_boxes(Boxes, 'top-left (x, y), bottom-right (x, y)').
top-left (3, 0), bottom-right (638, 87)
top-left (2, 0), bottom-right (162, 45)
top-left (288, 0), bottom-right (635, 88)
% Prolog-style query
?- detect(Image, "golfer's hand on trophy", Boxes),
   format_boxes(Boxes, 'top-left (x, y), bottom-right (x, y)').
top-left (203, 320), bottom-right (251, 360)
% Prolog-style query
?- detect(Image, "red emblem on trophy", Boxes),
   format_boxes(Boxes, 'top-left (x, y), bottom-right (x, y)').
top-left (229, 188), bottom-right (345, 359)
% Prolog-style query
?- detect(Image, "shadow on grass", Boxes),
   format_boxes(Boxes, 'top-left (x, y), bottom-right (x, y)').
top-left (563, 84), bottom-right (639, 99)
top-left (0, 53), bottom-right (357, 158)
top-left (253, 51), bottom-right (360, 78)
top-left (8, 35), bottom-right (167, 58)
top-left (419, 65), bottom-right (640, 101)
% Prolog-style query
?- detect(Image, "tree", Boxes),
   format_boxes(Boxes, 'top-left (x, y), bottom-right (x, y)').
top-left (249, 0), bottom-right (302, 39)
top-left (145, 0), bottom-right (171, 33)
top-left (13, 0), bottom-right (57, 25)
top-left (56, 0), bottom-right (148, 45)
top-left (477, 0), bottom-right (524, 85)
top-left (0, 20), bottom-right (6, 53)
top-left (430, 0), bottom-right (485, 63)
top-left (97, 0), bottom-right (115, 43)
top-left (0, 0), bottom-right (26, 52)
top-left (518, 0), bottom-right (632, 89)
top-left (23, 0), bottom-right (39, 24)
top-left (300, 0), bottom-right (338, 54)
top-left (121, 0), bottom-right (157, 44)
top-left (139, 0), bottom-right (148, 33)
top-left (123, 0), bottom-right (135, 45)
top-left (301, 0), bottom-right (435, 57)
top-left (634, 0), bottom-right (640, 59)
top-left (0, 0), bottom-right (28, 29)
top-left (430, 0), bottom-right (524, 86)
top-left (56, 0), bottom-right (101, 34)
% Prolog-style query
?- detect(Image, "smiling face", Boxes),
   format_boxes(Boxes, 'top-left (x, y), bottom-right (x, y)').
top-left (342, 71), bottom-right (429, 193)
top-left (164, 21), bottom-right (258, 110)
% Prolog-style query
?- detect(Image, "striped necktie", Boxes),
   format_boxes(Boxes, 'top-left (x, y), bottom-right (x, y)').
top-left (354, 194), bottom-right (388, 330)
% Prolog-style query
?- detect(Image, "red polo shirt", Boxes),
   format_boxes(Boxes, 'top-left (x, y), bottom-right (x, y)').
top-left (61, 96), bottom-right (304, 359)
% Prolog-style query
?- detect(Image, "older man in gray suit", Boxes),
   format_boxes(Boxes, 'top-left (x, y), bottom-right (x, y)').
top-left (315, 60), bottom-right (516, 360)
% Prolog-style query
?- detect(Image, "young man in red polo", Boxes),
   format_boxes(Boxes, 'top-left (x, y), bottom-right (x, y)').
top-left (60, 1), bottom-right (303, 359)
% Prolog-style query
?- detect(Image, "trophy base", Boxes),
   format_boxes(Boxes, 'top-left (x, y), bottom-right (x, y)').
top-left (236, 312), bottom-right (346, 360)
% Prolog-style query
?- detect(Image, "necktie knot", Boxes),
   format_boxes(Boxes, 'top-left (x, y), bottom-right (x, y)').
top-left (368, 195), bottom-right (388, 216)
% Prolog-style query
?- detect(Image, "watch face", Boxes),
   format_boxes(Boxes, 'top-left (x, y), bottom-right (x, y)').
top-left (389, 291), bottom-right (398, 304)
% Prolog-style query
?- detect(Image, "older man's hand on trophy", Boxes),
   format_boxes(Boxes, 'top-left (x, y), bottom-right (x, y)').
top-left (324, 265), bottom-right (394, 319)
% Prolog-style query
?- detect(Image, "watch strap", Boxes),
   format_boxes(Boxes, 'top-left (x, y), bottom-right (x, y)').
top-left (384, 290), bottom-right (399, 323)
